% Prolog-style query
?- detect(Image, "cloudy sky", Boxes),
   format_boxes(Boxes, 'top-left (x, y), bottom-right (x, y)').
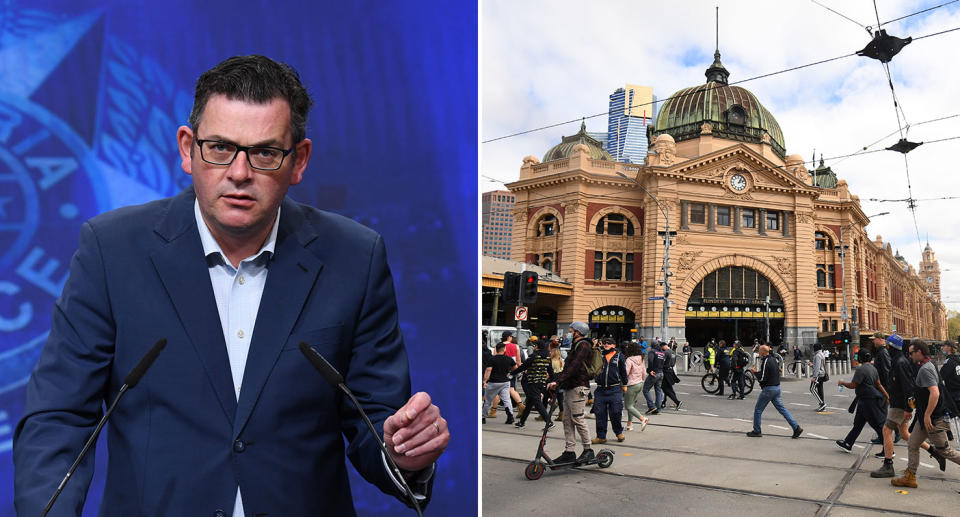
top-left (481, 0), bottom-right (960, 312)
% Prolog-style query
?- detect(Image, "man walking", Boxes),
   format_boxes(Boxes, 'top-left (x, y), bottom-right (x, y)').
top-left (512, 337), bottom-right (554, 430)
top-left (747, 345), bottom-right (802, 439)
top-left (835, 349), bottom-right (888, 453)
top-left (547, 322), bottom-right (595, 464)
top-left (642, 340), bottom-right (666, 414)
top-left (660, 341), bottom-right (683, 409)
top-left (482, 343), bottom-right (516, 425)
top-left (940, 341), bottom-right (960, 411)
top-left (730, 341), bottom-right (750, 400)
top-left (892, 340), bottom-right (960, 487)
top-left (591, 339), bottom-right (627, 444)
top-left (716, 340), bottom-right (732, 396)
top-left (810, 343), bottom-right (828, 412)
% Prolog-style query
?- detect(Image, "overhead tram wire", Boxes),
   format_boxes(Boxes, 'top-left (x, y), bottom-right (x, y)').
top-left (809, 0), bottom-right (869, 32)
top-left (831, 113), bottom-right (960, 167)
top-left (874, 0), bottom-right (960, 31)
top-left (483, 25), bottom-right (960, 145)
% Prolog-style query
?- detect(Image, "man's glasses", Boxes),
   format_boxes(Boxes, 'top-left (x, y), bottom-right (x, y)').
top-left (196, 138), bottom-right (293, 171)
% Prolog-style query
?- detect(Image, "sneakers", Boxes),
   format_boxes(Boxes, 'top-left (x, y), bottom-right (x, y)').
top-left (504, 413), bottom-right (515, 425)
top-left (591, 437), bottom-right (607, 444)
top-left (835, 440), bottom-right (852, 453)
top-left (514, 421), bottom-right (525, 429)
top-left (870, 436), bottom-right (883, 445)
top-left (792, 425), bottom-right (803, 439)
top-left (555, 450), bottom-right (577, 464)
top-left (727, 394), bottom-right (736, 400)
top-left (675, 401), bottom-right (684, 410)
top-left (577, 448), bottom-right (595, 463)
top-left (616, 433), bottom-right (625, 442)
top-left (746, 430), bottom-right (762, 437)
top-left (640, 418), bottom-right (648, 432)
top-left (737, 395), bottom-right (745, 400)
top-left (482, 417), bottom-right (486, 424)
top-left (870, 460), bottom-right (896, 478)
top-left (816, 405), bottom-right (827, 412)
top-left (625, 423), bottom-right (633, 431)
top-left (874, 450), bottom-right (895, 459)
top-left (929, 447), bottom-right (947, 472)
top-left (544, 421), bottom-right (555, 431)
top-left (645, 408), bottom-right (660, 415)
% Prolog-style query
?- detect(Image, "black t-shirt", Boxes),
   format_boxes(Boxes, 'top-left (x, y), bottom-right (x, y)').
top-left (486, 355), bottom-right (515, 383)
top-left (852, 363), bottom-right (883, 399)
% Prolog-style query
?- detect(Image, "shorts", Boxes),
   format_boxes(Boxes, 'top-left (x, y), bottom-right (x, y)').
top-left (884, 407), bottom-right (909, 429)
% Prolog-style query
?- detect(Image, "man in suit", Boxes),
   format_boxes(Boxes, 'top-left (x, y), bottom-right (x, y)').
top-left (13, 55), bottom-right (449, 516)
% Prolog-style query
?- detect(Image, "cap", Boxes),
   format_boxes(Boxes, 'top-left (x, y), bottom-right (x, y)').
top-left (501, 330), bottom-right (512, 338)
top-left (886, 334), bottom-right (903, 350)
top-left (872, 331), bottom-right (886, 339)
top-left (528, 336), bottom-right (538, 341)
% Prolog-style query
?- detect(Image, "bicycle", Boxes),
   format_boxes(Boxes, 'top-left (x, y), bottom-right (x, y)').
top-left (701, 368), bottom-right (755, 395)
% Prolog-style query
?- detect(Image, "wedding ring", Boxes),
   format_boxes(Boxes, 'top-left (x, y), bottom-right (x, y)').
top-left (433, 421), bottom-right (441, 435)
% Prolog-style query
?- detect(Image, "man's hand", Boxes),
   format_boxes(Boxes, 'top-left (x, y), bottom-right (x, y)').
top-left (546, 382), bottom-right (557, 391)
top-left (622, 386), bottom-right (628, 394)
top-left (383, 392), bottom-right (449, 472)
top-left (924, 414), bottom-right (935, 433)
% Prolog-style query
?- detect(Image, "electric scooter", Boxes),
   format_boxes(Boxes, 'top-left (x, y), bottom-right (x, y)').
top-left (523, 393), bottom-right (614, 480)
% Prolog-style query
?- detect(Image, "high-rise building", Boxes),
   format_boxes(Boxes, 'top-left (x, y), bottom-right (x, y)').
top-left (482, 190), bottom-right (515, 259)
top-left (606, 84), bottom-right (655, 164)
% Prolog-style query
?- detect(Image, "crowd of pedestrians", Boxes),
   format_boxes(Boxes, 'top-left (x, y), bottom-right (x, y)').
top-left (482, 326), bottom-right (960, 492)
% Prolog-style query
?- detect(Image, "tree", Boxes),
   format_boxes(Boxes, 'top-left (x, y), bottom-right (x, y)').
top-left (948, 311), bottom-right (960, 341)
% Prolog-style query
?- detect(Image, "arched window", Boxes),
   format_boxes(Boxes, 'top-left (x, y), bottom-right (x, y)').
top-left (595, 213), bottom-right (635, 236)
top-left (536, 214), bottom-right (558, 237)
top-left (593, 252), bottom-right (634, 281)
top-left (815, 231), bottom-right (833, 250)
top-left (726, 105), bottom-right (747, 126)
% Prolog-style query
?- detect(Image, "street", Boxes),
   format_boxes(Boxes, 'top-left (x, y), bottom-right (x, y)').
top-left (481, 372), bottom-right (960, 516)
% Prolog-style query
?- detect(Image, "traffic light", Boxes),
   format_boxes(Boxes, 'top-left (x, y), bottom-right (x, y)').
top-left (502, 272), bottom-right (521, 304)
top-left (839, 331), bottom-right (851, 344)
top-left (520, 271), bottom-right (538, 304)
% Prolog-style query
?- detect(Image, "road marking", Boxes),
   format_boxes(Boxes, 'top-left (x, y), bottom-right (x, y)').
top-left (807, 433), bottom-right (829, 439)
top-left (676, 391), bottom-right (690, 395)
top-left (769, 424), bottom-right (789, 430)
top-left (900, 458), bottom-right (908, 462)
top-left (853, 444), bottom-right (865, 449)
top-left (781, 390), bottom-right (792, 394)
top-left (827, 407), bottom-right (846, 411)
top-left (920, 462), bottom-right (934, 469)
top-left (701, 394), bottom-right (716, 398)
top-left (700, 412), bottom-right (718, 417)
top-left (735, 418), bottom-right (753, 423)
top-left (831, 394), bottom-right (848, 397)
top-left (789, 402), bottom-right (810, 407)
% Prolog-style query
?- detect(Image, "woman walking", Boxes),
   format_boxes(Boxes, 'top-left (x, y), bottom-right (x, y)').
top-left (623, 342), bottom-right (649, 431)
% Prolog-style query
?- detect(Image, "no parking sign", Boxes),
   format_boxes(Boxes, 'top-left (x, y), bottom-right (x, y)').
top-left (515, 306), bottom-right (528, 321)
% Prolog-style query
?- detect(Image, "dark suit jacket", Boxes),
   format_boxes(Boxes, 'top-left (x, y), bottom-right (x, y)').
top-left (14, 188), bottom-right (426, 516)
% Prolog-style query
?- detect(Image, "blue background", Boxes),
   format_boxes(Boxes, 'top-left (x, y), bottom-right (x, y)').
top-left (0, 1), bottom-right (477, 515)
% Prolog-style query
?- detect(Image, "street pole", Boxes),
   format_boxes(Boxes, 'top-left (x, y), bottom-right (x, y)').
top-left (516, 263), bottom-right (525, 343)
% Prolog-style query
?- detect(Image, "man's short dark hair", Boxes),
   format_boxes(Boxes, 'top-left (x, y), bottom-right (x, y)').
top-left (911, 339), bottom-right (930, 357)
top-left (495, 342), bottom-right (506, 352)
top-left (189, 55), bottom-right (314, 144)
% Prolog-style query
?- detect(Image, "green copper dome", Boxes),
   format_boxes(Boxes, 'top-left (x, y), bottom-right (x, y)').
top-left (543, 120), bottom-right (613, 162)
top-left (649, 51), bottom-right (786, 159)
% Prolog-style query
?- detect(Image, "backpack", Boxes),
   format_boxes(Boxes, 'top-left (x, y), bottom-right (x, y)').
top-left (582, 341), bottom-right (604, 378)
top-left (735, 349), bottom-right (749, 368)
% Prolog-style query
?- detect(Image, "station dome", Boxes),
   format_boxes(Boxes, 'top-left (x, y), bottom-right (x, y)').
top-left (543, 120), bottom-right (613, 162)
top-left (649, 50), bottom-right (786, 159)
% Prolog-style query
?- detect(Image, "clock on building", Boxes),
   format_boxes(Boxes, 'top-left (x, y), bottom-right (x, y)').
top-left (730, 174), bottom-right (747, 191)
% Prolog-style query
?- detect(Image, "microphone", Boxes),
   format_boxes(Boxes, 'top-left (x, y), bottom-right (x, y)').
top-left (41, 338), bottom-right (167, 517)
top-left (298, 342), bottom-right (423, 517)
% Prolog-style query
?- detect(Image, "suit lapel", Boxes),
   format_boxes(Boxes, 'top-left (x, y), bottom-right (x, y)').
top-left (233, 199), bottom-right (323, 437)
top-left (150, 189), bottom-right (237, 425)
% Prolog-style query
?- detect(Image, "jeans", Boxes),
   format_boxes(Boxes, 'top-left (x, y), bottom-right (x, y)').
top-left (642, 373), bottom-right (664, 410)
top-left (592, 386), bottom-right (624, 438)
top-left (752, 385), bottom-right (798, 433)
top-left (731, 369), bottom-right (745, 396)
